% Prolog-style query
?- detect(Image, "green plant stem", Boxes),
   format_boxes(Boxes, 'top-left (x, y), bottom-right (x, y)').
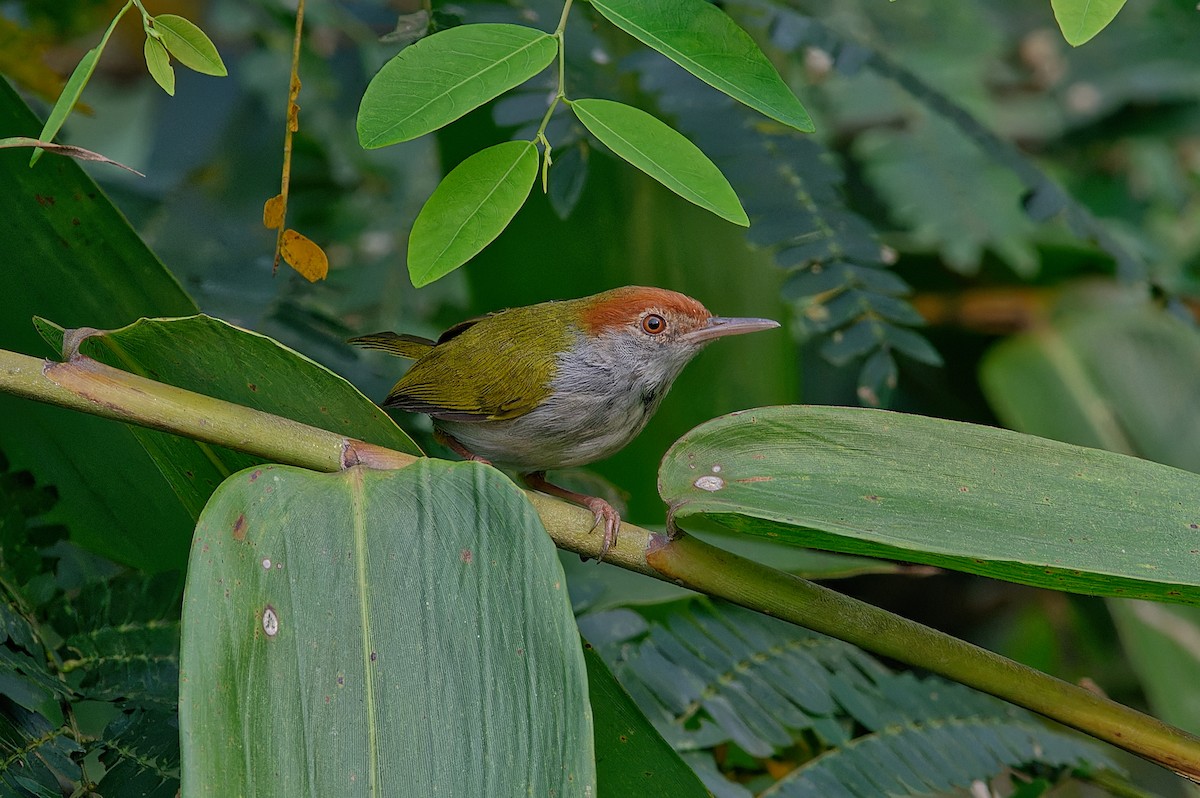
top-left (644, 534), bottom-right (1200, 782)
top-left (3, 346), bottom-right (1200, 779)
top-left (535, 0), bottom-right (574, 189)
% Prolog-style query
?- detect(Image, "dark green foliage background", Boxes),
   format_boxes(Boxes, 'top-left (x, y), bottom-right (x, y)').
top-left (2, 0), bottom-right (1199, 794)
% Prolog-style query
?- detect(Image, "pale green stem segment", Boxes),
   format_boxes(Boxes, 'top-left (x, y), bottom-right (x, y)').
top-left (2, 345), bottom-right (1199, 781)
top-left (535, 0), bottom-right (574, 190)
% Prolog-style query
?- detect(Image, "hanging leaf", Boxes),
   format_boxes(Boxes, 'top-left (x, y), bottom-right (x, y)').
top-left (358, 24), bottom-right (557, 148)
top-left (589, 0), bottom-right (813, 132)
top-left (0, 136), bottom-right (143, 175)
top-left (659, 405), bottom-right (1200, 604)
top-left (1051, 0), bottom-right (1129, 46)
top-left (180, 461), bottom-right (593, 795)
top-left (571, 98), bottom-right (748, 226)
top-left (30, 47), bottom-right (101, 166)
top-left (408, 140), bottom-right (539, 287)
top-left (152, 14), bottom-right (227, 77)
top-left (262, 193), bottom-right (284, 229)
top-left (143, 37), bottom-right (175, 96)
top-left (280, 228), bottom-right (329, 282)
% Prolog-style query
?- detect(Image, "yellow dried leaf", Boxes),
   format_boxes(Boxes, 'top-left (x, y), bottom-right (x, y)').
top-left (263, 194), bottom-right (285, 229)
top-left (281, 228), bottom-right (328, 282)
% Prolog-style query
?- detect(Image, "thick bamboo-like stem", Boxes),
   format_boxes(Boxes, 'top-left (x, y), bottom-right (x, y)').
top-left (2, 347), bottom-right (1199, 780)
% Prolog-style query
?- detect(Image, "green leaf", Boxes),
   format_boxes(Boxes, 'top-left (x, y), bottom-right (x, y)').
top-left (584, 643), bottom-right (710, 797)
top-left (980, 304), bottom-right (1200, 471)
top-left (143, 37), bottom-right (175, 96)
top-left (408, 140), bottom-right (539, 286)
top-left (659, 406), bottom-right (1200, 604)
top-left (180, 461), bottom-right (593, 795)
top-left (589, 0), bottom-right (813, 132)
top-left (0, 702), bottom-right (84, 794)
top-left (1051, 0), bottom-right (1129, 46)
top-left (358, 24), bottom-right (557, 148)
top-left (855, 118), bottom-right (1038, 277)
top-left (774, 714), bottom-right (1109, 796)
top-left (29, 0), bottom-right (135, 165)
top-left (51, 572), bottom-right (181, 707)
top-left (30, 48), bottom-right (101, 166)
top-left (34, 314), bottom-right (422, 522)
top-left (571, 98), bottom-right (748, 226)
top-left (584, 599), bottom-right (1118, 794)
top-left (979, 301), bottom-right (1200, 737)
top-left (1110, 601), bottom-right (1200, 736)
top-left (0, 79), bottom-right (200, 571)
top-left (97, 709), bottom-right (180, 798)
top-left (152, 14), bottom-right (227, 77)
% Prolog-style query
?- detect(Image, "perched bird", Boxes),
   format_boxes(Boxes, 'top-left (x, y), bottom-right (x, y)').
top-left (350, 286), bottom-right (779, 559)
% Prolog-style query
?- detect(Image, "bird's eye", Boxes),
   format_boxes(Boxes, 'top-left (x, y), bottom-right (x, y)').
top-left (641, 314), bottom-right (666, 335)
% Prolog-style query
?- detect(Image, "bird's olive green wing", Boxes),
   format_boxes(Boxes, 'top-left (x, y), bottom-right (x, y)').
top-left (382, 306), bottom-right (570, 421)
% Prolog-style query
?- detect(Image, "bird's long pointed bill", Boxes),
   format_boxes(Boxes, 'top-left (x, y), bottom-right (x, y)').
top-left (683, 316), bottom-right (781, 345)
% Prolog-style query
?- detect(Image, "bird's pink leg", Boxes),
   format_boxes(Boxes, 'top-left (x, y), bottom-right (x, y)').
top-left (434, 429), bottom-right (491, 465)
top-left (523, 471), bottom-right (619, 562)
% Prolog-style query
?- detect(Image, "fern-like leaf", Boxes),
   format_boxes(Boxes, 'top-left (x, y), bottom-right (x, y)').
top-left (582, 600), bottom-right (1120, 797)
top-left (626, 51), bottom-right (936, 406)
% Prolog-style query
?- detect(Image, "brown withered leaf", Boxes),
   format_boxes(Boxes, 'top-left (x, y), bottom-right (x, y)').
top-left (263, 194), bottom-right (285, 229)
top-left (281, 228), bottom-right (328, 282)
top-left (0, 136), bottom-right (144, 176)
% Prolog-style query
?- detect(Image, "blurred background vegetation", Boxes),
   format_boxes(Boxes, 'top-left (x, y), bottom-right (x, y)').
top-left (4, 0), bottom-right (1200, 793)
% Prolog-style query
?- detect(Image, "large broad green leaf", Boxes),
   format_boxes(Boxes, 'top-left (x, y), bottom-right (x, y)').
top-left (36, 315), bottom-right (420, 520)
top-left (1051, 0), bottom-right (1129, 46)
top-left (408, 140), bottom-right (539, 286)
top-left (180, 461), bottom-right (593, 796)
top-left (584, 643), bottom-right (710, 798)
top-left (0, 77), bottom-right (199, 572)
top-left (659, 405), bottom-right (1200, 604)
top-left (358, 24), bottom-right (557, 148)
top-left (980, 301), bottom-right (1200, 736)
top-left (571, 98), bottom-right (748, 226)
top-left (589, 0), bottom-right (813, 132)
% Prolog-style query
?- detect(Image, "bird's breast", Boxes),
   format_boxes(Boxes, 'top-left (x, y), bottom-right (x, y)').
top-left (437, 341), bottom-right (674, 472)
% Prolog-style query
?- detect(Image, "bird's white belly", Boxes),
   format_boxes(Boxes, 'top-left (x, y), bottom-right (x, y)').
top-left (438, 386), bottom-right (658, 472)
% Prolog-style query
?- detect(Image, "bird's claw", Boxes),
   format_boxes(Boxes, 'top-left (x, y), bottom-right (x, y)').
top-left (584, 499), bottom-right (620, 563)
top-left (585, 501), bottom-right (624, 564)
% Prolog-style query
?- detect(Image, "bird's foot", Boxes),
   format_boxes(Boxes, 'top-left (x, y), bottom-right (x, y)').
top-left (583, 497), bottom-right (620, 562)
top-left (434, 429), bottom-right (491, 465)
top-left (523, 472), bottom-right (620, 562)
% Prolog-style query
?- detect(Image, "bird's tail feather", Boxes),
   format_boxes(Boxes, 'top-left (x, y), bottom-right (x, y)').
top-left (348, 331), bottom-right (435, 360)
